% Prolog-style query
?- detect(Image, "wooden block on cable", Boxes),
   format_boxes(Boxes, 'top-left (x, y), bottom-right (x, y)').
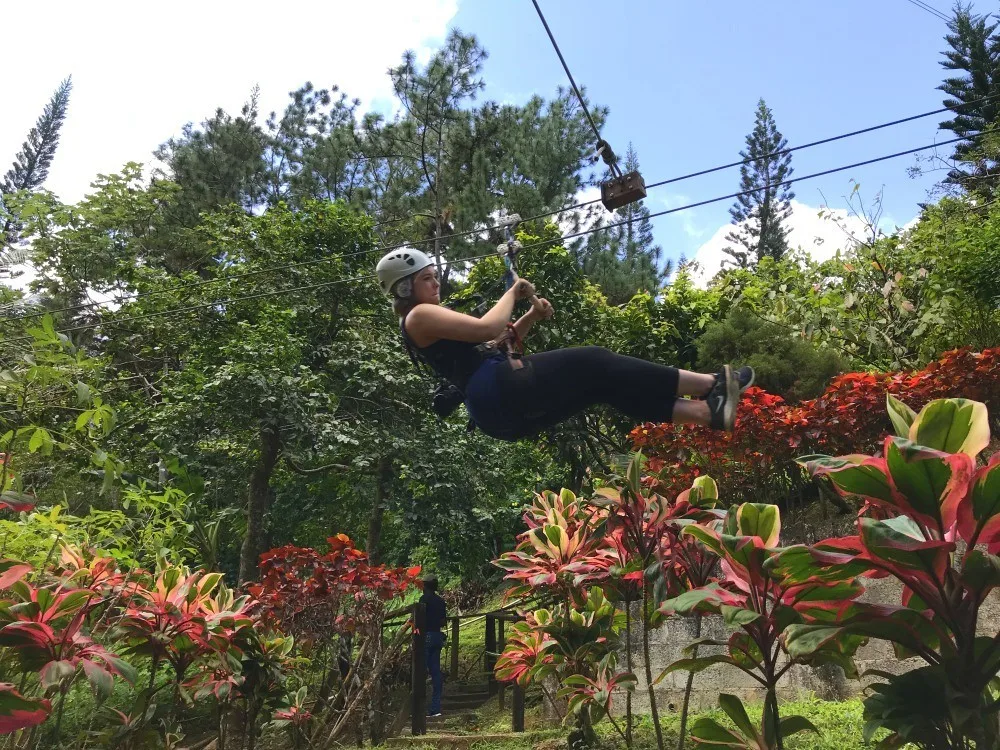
top-left (601, 171), bottom-right (647, 210)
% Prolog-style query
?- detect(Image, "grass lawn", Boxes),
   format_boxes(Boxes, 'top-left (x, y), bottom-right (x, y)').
top-left (401, 693), bottom-right (874, 749)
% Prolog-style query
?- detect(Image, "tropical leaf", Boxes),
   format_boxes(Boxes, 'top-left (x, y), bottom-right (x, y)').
top-left (886, 394), bottom-right (916, 438)
top-left (908, 398), bottom-right (989, 458)
top-left (0, 684), bottom-right (50, 734)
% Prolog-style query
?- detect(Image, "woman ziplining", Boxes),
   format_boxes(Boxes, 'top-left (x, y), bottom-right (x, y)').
top-left (375, 246), bottom-right (754, 442)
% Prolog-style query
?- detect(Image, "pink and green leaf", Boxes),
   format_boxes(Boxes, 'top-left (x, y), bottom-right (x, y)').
top-left (908, 398), bottom-right (990, 459)
top-left (958, 454), bottom-right (1000, 550)
top-left (40, 660), bottom-right (76, 692)
top-left (721, 605), bottom-right (761, 627)
top-left (0, 561), bottom-right (31, 591)
top-left (766, 545), bottom-right (868, 588)
top-left (884, 437), bottom-right (973, 532)
top-left (728, 504), bottom-right (781, 547)
top-left (859, 517), bottom-right (953, 582)
top-left (886, 394), bottom-right (917, 438)
top-left (0, 684), bottom-right (50, 734)
top-left (82, 661), bottom-right (114, 702)
top-left (798, 454), bottom-right (894, 507)
top-left (659, 584), bottom-right (744, 617)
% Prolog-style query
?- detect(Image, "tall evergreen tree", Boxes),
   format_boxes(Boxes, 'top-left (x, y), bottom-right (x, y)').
top-left (723, 99), bottom-right (794, 268)
top-left (938, 3), bottom-right (1000, 192)
top-left (579, 144), bottom-right (671, 304)
top-left (1, 77), bottom-right (72, 268)
top-left (110, 31), bottom-right (598, 287)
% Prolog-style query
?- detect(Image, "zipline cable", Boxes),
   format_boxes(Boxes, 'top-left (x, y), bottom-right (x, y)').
top-left (901, 0), bottom-right (950, 22)
top-left (529, 0), bottom-right (621, 176)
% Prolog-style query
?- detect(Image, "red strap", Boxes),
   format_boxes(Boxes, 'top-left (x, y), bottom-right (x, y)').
top-left (505, 323), bottom-right (523, 354)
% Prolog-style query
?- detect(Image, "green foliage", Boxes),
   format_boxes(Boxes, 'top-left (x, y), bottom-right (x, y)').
top-left (696, 308), bottom-right (845, 400)
top-left (938, 4), bottom-right (1000, 193)
top-left (578, 144), bottom-right (671, 305)
top-left (1, 316), bottom-right (124, 507)
top-left (790, 396), bottom-right (1000, 748)
top-left (18, 164), bottom-right (182, 300)
top-left (155, 88), bottom-right (267, 234)
top-left (715, 191), bottom-right (1000, 370)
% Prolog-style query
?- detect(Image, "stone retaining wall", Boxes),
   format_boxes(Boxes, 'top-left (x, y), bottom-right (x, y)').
top-left (626, 575), bottom-right (1000, 714)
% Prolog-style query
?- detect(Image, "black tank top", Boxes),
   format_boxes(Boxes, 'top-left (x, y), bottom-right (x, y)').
top-left (400, 312), bottom-right (486, 390)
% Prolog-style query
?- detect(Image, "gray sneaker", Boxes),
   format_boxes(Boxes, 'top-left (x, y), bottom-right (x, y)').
top-left (704, 366), bottom-right (755, 398)
top-left (707, 365), bottom-right (740, 432)
top-left (734, 366), bottom-right (755, 394)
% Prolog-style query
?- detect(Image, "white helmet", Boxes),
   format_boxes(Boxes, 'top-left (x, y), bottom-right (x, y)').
top-left (375, 247), bottom-right (434, 296)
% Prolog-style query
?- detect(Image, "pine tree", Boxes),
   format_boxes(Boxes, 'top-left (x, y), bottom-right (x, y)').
top-left (723, 99), bottom-right (794, 268)
top-left (579, 144), bottom-right (671, 305)
top-left (938, 3), bottom-right (1000, 192)
top-left (1, 77), bottom-right (73, 253)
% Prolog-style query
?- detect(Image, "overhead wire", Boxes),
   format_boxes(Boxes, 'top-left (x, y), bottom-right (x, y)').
top-left (901, 0), bottom-right (950, 22)
top-left (1, 96), bottom-right (993, 327)
top-left (528, 0), bottom-right (621, 177)
top-left (0, 134), bottom-right (973, 349)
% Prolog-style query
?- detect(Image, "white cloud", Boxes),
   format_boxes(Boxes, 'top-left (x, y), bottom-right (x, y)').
top-left (688, 200), bottom-right (904, 287)
top-left (2, 0), bottom-right (459, 297)
top-left (558, 186), bottom-right (603, 238)
top-left (659, 193), bottom-right (708, 243)
top-left (2, 0), bottom-right (460, 206)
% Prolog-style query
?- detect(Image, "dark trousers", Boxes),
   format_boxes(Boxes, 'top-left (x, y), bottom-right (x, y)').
top-left (425, 631), bottom-right (444, 714)
top-left (466, 346), bottom-right (681, 440)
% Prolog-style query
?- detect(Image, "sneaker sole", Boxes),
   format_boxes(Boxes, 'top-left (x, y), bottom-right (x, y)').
top-left (722, 364), bottom-right (738, 431)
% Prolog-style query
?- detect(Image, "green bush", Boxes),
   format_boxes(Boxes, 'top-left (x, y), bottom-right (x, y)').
top-left (696, 308), bottom-right (846, 401)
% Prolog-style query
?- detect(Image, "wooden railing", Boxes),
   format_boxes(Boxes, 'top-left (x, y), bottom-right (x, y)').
top-left (385, 598), bottom-right (538, 737)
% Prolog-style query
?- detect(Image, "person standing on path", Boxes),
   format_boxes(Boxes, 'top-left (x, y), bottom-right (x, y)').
top-left (420, 574), bottom-right (448, 717)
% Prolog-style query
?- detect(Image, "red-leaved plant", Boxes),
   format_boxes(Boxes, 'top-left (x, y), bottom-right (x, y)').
top-left (778, 395), bottom-right (1000, 748)
top-left (658, 500), bottom-right (866, 750)
top-left (0, 561), bottom-right (137, 738)
top-left (495, 491), bottom-right (631, 746)
top-left (249, 534), bottom-right (419, 644)
top-left (593, 458), bottom-right (724, 750)
top-left (633, 347), bottom-right (1000, 500)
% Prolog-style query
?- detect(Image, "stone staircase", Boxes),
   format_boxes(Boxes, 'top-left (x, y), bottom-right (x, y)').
top-left (389, 681), bottom-right (497, 745)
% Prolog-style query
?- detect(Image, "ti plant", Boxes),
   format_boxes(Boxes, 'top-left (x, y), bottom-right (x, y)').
top-left (658, 501), bottom-right (864, 750)
top-left (595, 456), bottom-right (725, 750)
top-left (495, 492), bottom-right (632, 747)
top-left (494, 488), bottom-right (614, 600)
top-left (785, 396), bottom-right (1000, 749)
top-left (496, 587), bottom-right (634, 745)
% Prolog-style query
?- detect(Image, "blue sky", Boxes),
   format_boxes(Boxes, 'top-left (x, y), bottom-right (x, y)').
top-left (452, 0), bottom-right (960, 266)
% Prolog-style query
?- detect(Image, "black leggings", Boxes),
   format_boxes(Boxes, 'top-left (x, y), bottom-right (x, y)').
top-left (468, 346), bottom-right (680, 441)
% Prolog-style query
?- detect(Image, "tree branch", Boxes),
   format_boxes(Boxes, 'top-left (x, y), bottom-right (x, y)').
top-left (284, 454), bottom-right (360, 476)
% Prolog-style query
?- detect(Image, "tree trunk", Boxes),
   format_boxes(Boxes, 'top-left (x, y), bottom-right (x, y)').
top-left (766, 686), bottom-right (782, 750)
top-left (220, 704), bottom-right (246, 750)
top-left (642, 583), bottom-right (666, 750)
top-left (677, 613), bottom-right (702, 750)
top-left (366, 456), bottom-right (391, 565)
top-left (625, 597), bottom-right (634, 749)
top-left (238, 427), bottom-right (280, 584)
